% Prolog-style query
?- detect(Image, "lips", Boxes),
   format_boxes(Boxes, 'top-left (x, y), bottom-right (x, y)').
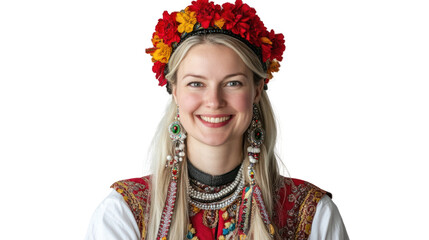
top-left (198, 115), bottom-right (233, 128)
top-left (200, 115), bottom-right (231, 123)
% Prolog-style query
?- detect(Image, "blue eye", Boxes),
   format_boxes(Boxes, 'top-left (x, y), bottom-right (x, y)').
top-left (188, 82), bottom-right (203, 87)
top-left (226, 81), bottom-right (242, 87)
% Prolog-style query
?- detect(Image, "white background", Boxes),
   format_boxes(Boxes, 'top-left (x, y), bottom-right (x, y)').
top-left (1, 0), bottom-right (428, 239)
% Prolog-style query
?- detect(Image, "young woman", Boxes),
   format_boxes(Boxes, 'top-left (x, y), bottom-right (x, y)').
top-left (86, 1), bottom-right (348, 239)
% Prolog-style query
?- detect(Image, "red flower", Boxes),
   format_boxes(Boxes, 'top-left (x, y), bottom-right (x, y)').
top-left (221, 0), bottom-right (256, 40)
top-left (270, 31), bottom-right (285, 61)
top-left (260, 42), bottom-right (272, 62)
top-left (155, 11), bottom-right (180, 45)
top-left (259, 30), bottom-right (285, 62)
top-left (189, 0), bottom-right (222, 29)
top-left (248, 15), bottom-right (266, 47)
top-left (152, 61), bottom-right (167, 86)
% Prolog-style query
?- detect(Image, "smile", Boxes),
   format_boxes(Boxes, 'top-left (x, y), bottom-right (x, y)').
top-left (200, 115), bottom-right (231, 123)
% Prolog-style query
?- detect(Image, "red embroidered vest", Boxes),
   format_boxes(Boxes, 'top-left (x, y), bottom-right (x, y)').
top-left (111, 176), bottom-right (329, 240)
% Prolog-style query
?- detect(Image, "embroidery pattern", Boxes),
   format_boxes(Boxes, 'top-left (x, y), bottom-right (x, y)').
top-left (157, 180), bottom-right (178, 240)
top-left (202, 209), bottom-right (219, 228)
top-left (253, 185), bottom-right (275, 235)
top-left (111, 177), bottom-right (150, 240)
top-left (112, 176), bottom-right (326, 240)
top-left (295, 188), bottom-right (325, 239)
top-left (272, 178), bottom-right (326, 240)
top-left (237, 186), bottom-right (253, 238)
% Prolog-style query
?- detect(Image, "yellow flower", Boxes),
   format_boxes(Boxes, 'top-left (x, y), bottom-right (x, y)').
top-left (214, 18), bottom-right (225, 29)
top-left (152, 34), bottom-right (162, 46)
top-left (176, 7), bottom-right (197, 33)
top-left (218, 235), bottom-right (225, 240)
top-left (152, 42), bottom-right (172, 63)
top-left (192, 237), bottom-right (199, 240)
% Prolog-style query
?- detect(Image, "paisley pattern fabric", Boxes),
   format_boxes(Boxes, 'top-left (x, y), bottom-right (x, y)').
top-left (111, 177), bottom-right (151, 239)
top-left (111, 176), bottom-right (328, 240)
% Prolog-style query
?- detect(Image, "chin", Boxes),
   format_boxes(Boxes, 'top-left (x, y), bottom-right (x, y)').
top-left (198, 137), bottom-right (229, 147)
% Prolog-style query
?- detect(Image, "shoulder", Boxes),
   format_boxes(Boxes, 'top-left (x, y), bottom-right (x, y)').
top-left (273, 177), bottom-right (331, 239)
top-left (110, 176), bottom-right (152, 237)
top-left (309, 195), bottom-right (349, 239)
top-left (111, 176), bottom-right (151, 191)
top-left (274, 177), bottom-right (331, 211)
top-left (111, 176), bottom-right (151, 203)
top-left (85, 190), bottom-right (140, 239)
top-left (275, 177), bottom-right (331, 198)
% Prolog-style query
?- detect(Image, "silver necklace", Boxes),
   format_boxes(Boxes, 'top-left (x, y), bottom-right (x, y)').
top-left (188, 164), bottom-right (243, 202)
top-left (187, 172), bottom-right (244, 210)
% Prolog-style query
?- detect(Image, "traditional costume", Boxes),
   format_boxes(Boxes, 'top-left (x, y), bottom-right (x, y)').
top-left (86, 0), bottom-right (349, 239)
top-left (86, 163), bottom-right (348, 239)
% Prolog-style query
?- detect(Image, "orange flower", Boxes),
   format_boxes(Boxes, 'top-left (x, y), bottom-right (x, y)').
top-left (260, 36), bottom-right (273, 45)
top-left (267, 60), bottom-right (280, 79)
top-left (152, 34), bottom-right (162, 46)
top-left (177, 7), bottom-right (197, 33)
top-left (214, 18), bottom-right (225, 29)
top-left (152, 42), bottom-right (172, 63)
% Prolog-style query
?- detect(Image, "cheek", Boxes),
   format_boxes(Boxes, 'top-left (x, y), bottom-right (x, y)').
top-left (177, 93), bottom-right (201, 116)
top-left (231, 92), bottom-right (254, 113)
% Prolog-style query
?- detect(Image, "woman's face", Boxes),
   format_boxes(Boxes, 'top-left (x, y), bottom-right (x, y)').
top-left (173, 43), bottom-right (264, 147)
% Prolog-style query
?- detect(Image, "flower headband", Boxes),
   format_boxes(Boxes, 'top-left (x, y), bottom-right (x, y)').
top-left (146, 0), bottom-right (285, 92)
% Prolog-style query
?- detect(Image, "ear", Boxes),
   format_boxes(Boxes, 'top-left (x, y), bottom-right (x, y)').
top-left (253, 79), bottom-right (265, 103)
top-left (172, 84), bottom-right (178, 104)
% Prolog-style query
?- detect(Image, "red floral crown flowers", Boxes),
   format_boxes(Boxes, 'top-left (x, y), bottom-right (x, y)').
top-left (146, 0), bottom-right (285, 92)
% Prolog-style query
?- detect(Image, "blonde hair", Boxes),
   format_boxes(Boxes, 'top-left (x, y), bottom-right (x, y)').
top-left (146, 34), bottom-right (282, 239)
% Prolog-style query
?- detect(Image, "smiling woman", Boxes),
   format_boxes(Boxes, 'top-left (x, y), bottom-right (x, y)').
top-left (173, 42), bottom-right (261, 157)
top-left (85, 1), bottom-right (348, 239)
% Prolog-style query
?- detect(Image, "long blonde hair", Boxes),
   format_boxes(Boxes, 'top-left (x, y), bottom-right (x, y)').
top-left (146, 34), bottom-right (282, 239)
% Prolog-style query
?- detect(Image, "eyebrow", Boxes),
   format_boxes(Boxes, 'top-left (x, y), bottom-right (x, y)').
top-left (182, 73), bottom-right (248, 80)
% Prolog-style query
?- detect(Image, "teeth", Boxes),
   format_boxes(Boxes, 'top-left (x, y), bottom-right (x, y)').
top-left (201, 116), bottom-right (231, 123)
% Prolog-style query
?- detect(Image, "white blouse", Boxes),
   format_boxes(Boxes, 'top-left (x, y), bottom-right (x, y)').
top-left (85, 190), bottom-right (349, 240)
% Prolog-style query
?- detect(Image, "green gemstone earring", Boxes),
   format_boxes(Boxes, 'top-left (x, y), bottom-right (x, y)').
top-left (158, 106), bottom-right (187, 240)
top-left (166, 106), bottom-right (186, 179)
top-left (247, 104), bottom-right (264, 185)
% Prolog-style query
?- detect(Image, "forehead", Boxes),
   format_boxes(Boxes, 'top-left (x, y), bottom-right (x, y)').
top-left (177, 43), bottom-right (250, 79)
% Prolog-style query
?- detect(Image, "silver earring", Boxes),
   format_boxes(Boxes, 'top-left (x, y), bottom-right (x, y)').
top-left (246, 104), bottom-right (264, 185)
top-left (238, 104), bottom-right (275, 238)
top-left (157, 106), bottom-right (187, 239)
top-left (166, 106), bottom-right (186, 179)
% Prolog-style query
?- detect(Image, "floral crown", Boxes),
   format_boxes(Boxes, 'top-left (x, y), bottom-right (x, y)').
top-left (146, 0), bottom-right (285, 92)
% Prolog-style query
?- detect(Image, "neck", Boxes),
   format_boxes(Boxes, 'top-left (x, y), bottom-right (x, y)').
top-left (186, 137), bottom-right (243, 176)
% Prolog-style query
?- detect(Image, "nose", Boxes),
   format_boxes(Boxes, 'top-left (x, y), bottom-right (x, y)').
top-left (204, 86), bottom-right (225, 109)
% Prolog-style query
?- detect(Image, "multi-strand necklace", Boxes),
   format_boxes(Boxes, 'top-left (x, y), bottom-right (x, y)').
top-left (187, 162), bottom-right (244, 211)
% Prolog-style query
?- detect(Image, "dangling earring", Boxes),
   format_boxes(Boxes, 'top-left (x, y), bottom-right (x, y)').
top-left (247, 104), bottom-right (264, 184)
top-left (166, 106), bottom-right (186, 174)
top-left (238, 103), bottom-right (275, 239)
top-left (156, 106), bottom-right (186, 240)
